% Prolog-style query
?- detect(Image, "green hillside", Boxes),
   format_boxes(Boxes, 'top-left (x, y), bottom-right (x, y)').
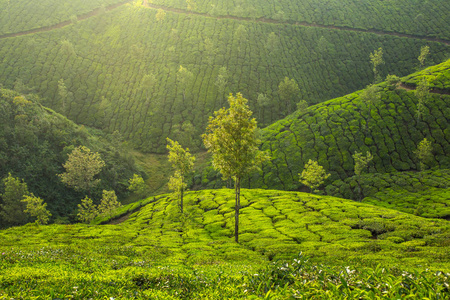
top-left (0, 1), bottom-right (448, 152)
top-left (0, 0), bottom-right (126, 36)
top-left (326, 169), bottom-right (450, 219)
top-left (0, 88), bottom-right (141, 225)
top-left (150, 0), bottom-right (450, 40)
top-left (0, 189), bottom-right (448, 298)
top-left (199, 60), bottom-right (449, 191)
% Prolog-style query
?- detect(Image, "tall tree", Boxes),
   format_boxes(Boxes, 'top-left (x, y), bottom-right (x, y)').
top-left (369, 47), bottom-right (384, 83)
top-left (415, 77), bottom-right (430, 121)
top-left (352, 151), bottom-right (373, 200)
top-left (0, 173), bottom-right (29, 226)
top-left (265, 32), bottom-right (280, 58)
top-left (177, 65), bottom-right (194, 102)
top-left (58, 78), bottom-right (68, 112)
top-left (77, 196), bottom-right (98, 224)
top-left (166, 138), bottom-right (195, 213)
top-left (215, 67), bottom-right (228, 105)
top-left (414, 138), bottom-right (433, 171)
top-left (22, 194), bottom-right (51, 225)
top-left (256, 92), bottom-right (270, 123)
top-left (156, 9), bottom-right (166, 22)
top-left (278, 77), bottom-right (300, 116)
top-left (98, 190), bottom-right (121, 219)
top-left (234, 25), bottom-right (248, 55)
top-left (360, 84), bottom-right (381, 131)
top-left (59, 146), bottom-right (105, 197)
top-left (418, 45), bottom-right (430, 68)
top-left (202, 93), bottom-right (268, 242)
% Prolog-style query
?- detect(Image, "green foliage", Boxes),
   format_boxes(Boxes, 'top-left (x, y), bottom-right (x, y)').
top-left (0, 173), bottom-right (29, 227)
top-left (370, 47), bottom-right (384, 83)
top-left (203, 93), bottom-right (267, 182)
top-left (278, 77), bottom-right (300, 116)
top-left (0, 0), bottom-right (123, 35)
top-left (296, 100), bottom-right (308, 114)
top-left (98, 190), bottom-right (121, 218)
top-left (299, 160), bottom-right (331, 193)
top-left (415, 77), bottom-right (430, 121)
top-left (418, 45), bottom-right (430, 68)
top-left (385, 74), bottom-right (401, 90)
top-left (0, 88), bottom-right (140, 224)
top-left (22, 194), bottom-right (51, 225)
top-left (143, 0), bottom-right (450, 40)
top-left (59, 146), bottom-right (106, 196)
top-left (203, 93), bottom-right (268, 241)
top-left (353, 151), bottom-right (373, 176)
top-left (128, 174), bottom-right (147, 197)
top-left (414, 138), bottom-right (433, 171)
top-left (77, 196), bottom-right (98, 224)
top-left (166, 138), bottom-right (195, 212)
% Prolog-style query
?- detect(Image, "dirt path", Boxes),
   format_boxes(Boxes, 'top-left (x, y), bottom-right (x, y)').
top-left (397, 83), bottom-right (450, 95)
top-left (1, 1), bottom-right (449, 46)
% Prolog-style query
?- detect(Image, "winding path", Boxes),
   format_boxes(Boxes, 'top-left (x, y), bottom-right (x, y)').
top-left (0, 0), bottom-right (449, 46)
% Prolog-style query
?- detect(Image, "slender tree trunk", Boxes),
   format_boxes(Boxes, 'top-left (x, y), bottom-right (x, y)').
top-left (180, 185), bottom-right (184, 214)
top-left (235, 176), bottom-right (240, 243)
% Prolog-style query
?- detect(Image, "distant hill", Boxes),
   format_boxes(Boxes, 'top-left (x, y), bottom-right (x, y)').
top-left (149, 0), bottom-right (450, 40)
top-left (0, 88), bottom-right (141, 226)
top-left (0, 1), bottom-right (448, 152)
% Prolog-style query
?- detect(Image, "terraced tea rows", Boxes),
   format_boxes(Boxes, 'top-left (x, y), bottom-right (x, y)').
top-left (1, 190), bottom-right (448, 298)
top-left (325, 169), bottom-right (450, 219)
top-left (1, 4), bottom-right (448, 152)
top-left (2, 189), bottom-right (449, 267)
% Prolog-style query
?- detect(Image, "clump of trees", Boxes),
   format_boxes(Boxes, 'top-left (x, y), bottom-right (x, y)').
top-left (0, 173), bottom-right (51, 227)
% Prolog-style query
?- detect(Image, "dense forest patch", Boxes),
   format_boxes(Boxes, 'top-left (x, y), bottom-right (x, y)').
top-left (0, 88), bottom-right (141, 226)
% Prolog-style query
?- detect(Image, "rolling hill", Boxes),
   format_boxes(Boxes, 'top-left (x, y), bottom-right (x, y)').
top-left (196, 60), bottom-right (450, 189)
top-left (0, 189), bottom-right (448, 298)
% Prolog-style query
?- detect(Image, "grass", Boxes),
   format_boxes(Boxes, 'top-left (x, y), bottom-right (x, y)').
top-left (1, 189), bottom-right (448, 298)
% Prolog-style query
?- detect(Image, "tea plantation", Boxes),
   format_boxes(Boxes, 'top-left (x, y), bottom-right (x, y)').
top-left (0, 0), bottom-right (448, 152)
top-left (197, 60), bottom-right (450, 191)
top-left (1, 189), bottom-right (449, 298)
